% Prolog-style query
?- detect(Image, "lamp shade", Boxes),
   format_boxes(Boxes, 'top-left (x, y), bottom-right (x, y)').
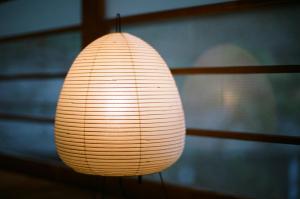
top-left (55, 33), bottom-right (185, 176)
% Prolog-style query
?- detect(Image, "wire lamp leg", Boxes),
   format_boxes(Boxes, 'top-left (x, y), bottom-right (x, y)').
top-left (138, 175), bottom-right (142, 184)
top-left (119, 177), bottom-right (127, 198)
top-left (101, 177), bottom-right (106, 199)
top-left (159, 172), bottom-right (168, 199)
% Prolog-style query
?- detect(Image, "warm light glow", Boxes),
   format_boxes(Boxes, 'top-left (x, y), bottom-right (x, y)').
top-left (223, 89), bottom-right (238, 109)
top-left (54, 33), bottom-right (185, 176)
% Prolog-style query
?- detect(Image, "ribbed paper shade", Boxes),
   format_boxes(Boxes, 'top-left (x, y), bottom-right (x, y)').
top-left (55, 33), bottom-right (185, 176)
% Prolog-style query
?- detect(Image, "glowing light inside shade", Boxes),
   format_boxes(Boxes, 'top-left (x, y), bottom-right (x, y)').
top-left (54, 33), bottom-right (185, 176)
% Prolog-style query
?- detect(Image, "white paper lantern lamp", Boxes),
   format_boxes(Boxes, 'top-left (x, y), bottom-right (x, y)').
top-left (54, 32), bottom-right (185, 176)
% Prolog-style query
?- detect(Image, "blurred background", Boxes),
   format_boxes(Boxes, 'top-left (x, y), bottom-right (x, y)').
top-left (0, 0), bottom-right (299, 199)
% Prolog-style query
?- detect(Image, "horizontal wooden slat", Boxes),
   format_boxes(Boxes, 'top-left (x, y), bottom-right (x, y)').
top-left (171, 65), bottom-right (300, 75)
top-left (0, 25), bottom-right (81, 43)
top-left (106, 0), bottom-right (297, 25)
top-left (0, 65), bottom-right (299, 81)
top-left (187, 129), bottom-right (300, 145)
top-left (0, 113), bottom-right (54, 123)
top-left (0, 72), bottom-right (66, 80)
top-left (0, 113), bottom-right (299, 145)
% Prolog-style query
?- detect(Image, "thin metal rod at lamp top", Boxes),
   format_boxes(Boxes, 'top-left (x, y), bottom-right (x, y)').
top-left (115, 13), bottom-right (122, 32)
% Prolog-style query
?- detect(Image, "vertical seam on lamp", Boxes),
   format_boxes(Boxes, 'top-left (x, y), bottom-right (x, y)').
top-left (82, 44), bottom-right (98, 175)
top-left (121, 33), bottom-right (142, 175)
